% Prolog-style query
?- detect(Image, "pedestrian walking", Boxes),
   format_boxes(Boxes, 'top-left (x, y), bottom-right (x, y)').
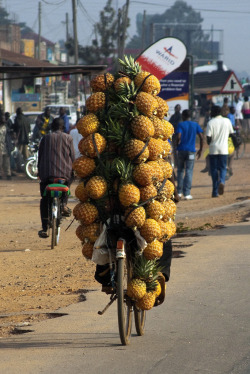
top-left (206, 105), bottom-right (234, 197)
top-left (0, 114), bottom-right (13, 180)
top-left (12, 107), bottom-right (30, 161)
top-left (176, 109), bottom-right (203, 200)
top-left (169, 104), bottom-right (182, 167)
top-left (241, 96), bottom-right (250, 134)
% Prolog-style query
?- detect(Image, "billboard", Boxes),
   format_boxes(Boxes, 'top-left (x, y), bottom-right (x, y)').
top-left (136, 37), bottom-right (189, 115)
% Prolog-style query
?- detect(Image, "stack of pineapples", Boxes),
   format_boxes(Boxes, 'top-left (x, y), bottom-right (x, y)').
top-left (72, 56), bottom-right (177, 310)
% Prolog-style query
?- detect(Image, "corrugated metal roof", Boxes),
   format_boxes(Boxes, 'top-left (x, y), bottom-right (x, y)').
top-left (0, 48), bottom-right (53, 67)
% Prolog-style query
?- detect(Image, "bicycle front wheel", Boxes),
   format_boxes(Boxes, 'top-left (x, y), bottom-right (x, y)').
top-left (117, 257), bottom-right (133, 345)
top-left (25, 159), bottom-right (38, 180)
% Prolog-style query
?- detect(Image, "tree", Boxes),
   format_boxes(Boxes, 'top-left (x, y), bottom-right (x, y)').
top-left (126, 1), bottom-right (211, 60)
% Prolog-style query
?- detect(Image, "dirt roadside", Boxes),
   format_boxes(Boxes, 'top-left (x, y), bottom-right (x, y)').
top-left (0, 144), bottom-right (250, 338)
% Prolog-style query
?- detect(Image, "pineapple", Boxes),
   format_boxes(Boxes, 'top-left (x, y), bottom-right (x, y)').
top-left (124, 139), bottom-right (149, 163)
top-left (80, 133), bottom-right (106, 158)
top-left (76, 113), bottom-right (99, 137)
top-left (76, 224), bottom-right (85, 242)
top-left (75, 182), bottom-right (88, 202)
top-left (82, 242), bottom-right (94, 260)
top-left (158, 220), bottom-right (176, 241)
top-left (162, 199), bottom-right (176, 221)
top-left (86, 176), bottom-right (107, 200)
top-left (140, 218), bottom-right (161, 243)
top-left (125, 206), bottom-right (146, 229)
top-left (147, 138), bottom-right (164, 161)
top-left (139, 184), bottom-right (157, 202)
top-left (146, 200), bottom-right (165, 220)
top-left (161, 139), bottom-right (171, 156)
top-left (90, 73), bottom-right (114, 92)
top-left (132, 163), bottom-right (154, 186)
top-left (127, 278), bottom-right (147, 300)
top-left (131, 115), bottom-right (155, 141)
top-left (72, 156), bottom-right (95, 178)
top-left (81, 223), bottom-right (101, 243)
top-left (134, 71), bottom-right (161, 96)
top-left (151, 116), bottom-right (169, 140)
top-left (114, 76), bottom-right (132, 92)
top-left (158, 159), bottom-right (173, 179)
top-left (155, 96), bottom-right (169, 119)
top-left (86, 92), bottom-right (106, 113)
top-left (136, 291), bottom-right (156, 310)
top-left (143, 240), bottom-right (163, 260)
top-left (135, 92), bottom-right (158, 117)
top-left (147, 161), bottom-right (164, 183)
top-left (153, 280), bottom-right (162, 297)
top-left (162, 119), bottom-right (174, 140)
top-left (156, 179), bottom-right (175, 201)
top-left (73, 202), bottom-right (98, 225)
top-left (119, 183), bottom-right (140, 207)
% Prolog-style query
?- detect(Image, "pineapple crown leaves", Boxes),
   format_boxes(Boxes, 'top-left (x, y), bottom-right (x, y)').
top-left (111, 158), bottom-right (134, 182)
top-left (118, 55), bottom-right (142, 78)
top-left (99, 116), bottom-right (131, 146)
top-left (108, 102), bottom-right (139, 123)
top-left (133, 255), bottom-right (160, 280)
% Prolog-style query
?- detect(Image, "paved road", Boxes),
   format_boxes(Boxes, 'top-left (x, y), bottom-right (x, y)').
top-left (0, 221), bottom-right (249, 374)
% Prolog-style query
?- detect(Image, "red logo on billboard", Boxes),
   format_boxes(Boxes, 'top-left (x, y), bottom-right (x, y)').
top-left (164, 46), bottom-right (177, 59)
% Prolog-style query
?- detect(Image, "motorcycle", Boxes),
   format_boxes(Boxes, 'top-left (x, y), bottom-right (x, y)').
top-left (25, 142), bottom-right (39, 180)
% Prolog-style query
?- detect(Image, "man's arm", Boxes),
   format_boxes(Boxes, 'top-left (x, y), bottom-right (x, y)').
top-left (207, 136), bottom-right (212, 145)
top-left (196, 133), bottom-right (203, 159)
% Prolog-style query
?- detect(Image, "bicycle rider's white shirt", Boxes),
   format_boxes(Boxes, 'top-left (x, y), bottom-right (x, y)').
top-left (206, 115), bottom-right (234, 155)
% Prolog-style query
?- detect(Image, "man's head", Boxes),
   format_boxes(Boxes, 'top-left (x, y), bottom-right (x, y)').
top-left (230, 106), bottom-right (235, 115)
top-left (223, 97), bottom-right (228, 104)
top-left (5, 112), bottom-right (10, 120)
top-left (175, 104), bottom-right (181, 113)
top-left (51, 118), bottom-right (64, 132)
top-left (210, 105), bottom-right (221, 118)
top-left (44, 107), bottom-right (51, 117)
top-left (16, 107), bottom-right (22, 115)
top-left (59, 107), bottom-right (65, 116)
top-left (0, 114), bottom-right (6, 125)
top-left (181, 109), bottom-right (191, 121)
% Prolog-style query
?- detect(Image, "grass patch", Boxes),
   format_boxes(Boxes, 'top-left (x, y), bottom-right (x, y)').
top-left (176, 222), bottom-right (212, 233)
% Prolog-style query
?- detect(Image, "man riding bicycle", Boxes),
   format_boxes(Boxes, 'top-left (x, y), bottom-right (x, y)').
top-left (38, 118), bottom-right (75, 238)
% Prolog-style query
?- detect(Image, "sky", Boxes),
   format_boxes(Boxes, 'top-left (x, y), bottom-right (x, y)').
top-left (3, 0), bottom-right (250, 77)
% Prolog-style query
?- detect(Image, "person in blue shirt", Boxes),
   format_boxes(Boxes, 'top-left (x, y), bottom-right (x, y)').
top-left (176, 109), bottom-right (203, 200)
top-left (59, 107), bottom-right (70, 133)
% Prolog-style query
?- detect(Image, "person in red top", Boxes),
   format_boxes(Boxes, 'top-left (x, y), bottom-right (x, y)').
top-left (38, 117), bottom-right (75, 238)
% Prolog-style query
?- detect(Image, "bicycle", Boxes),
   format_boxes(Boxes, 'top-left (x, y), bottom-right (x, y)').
top-left (234, 126), bottom-right (246, 160)
top-left (44, 178), bottom-right (70, 249)
top-left (97, 222), bottom-right (146, 345)
top-left (25, 142), bottom-right (39, 180)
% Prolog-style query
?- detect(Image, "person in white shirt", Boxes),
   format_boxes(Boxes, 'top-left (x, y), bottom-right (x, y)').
top-left (234, 94), bottom-right (243, 127)
top-left (69, 125), bottom-right (83, 159)
top-left (206, 105), bottom-right (234, 198)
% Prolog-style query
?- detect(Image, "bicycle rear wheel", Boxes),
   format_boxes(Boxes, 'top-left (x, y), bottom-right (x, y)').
top-left (134, 307), bottom-right (146, 336)
top-left (117, 257), bottom-right (133, 345)
top-left (51, 216), bottom-right (56, 249)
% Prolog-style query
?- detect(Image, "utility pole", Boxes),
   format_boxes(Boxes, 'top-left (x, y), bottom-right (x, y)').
top-left (38, 1), bottom-right (41, 59)
top-left (141, 10), bottom-right (146, 51)
top-left (72, 0), bottom-right (79, 110)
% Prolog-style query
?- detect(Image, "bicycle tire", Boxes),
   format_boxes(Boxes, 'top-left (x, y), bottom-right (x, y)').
top-left (117, 257), bottom-right (133, 345)
top-left (25, 159), bottom-right (38, 180)
top-left (134, 307), bottom-right (146, 336)
top-left (51, 216), bottom-right (56, 249)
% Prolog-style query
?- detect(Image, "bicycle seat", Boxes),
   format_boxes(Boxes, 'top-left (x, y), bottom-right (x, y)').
top-left (44, 184), bottom-right (70, 197)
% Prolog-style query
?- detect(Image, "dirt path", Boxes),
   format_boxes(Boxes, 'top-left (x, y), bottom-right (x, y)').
top-left (1, 144), bottom-right (250, 337)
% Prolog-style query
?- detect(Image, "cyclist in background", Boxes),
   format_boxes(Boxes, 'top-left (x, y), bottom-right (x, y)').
top-left (37, 117), bottom-right (75, 238)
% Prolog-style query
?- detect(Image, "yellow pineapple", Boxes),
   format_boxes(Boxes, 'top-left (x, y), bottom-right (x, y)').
top-left (125, 206), bottom-right (146, 229)
top-left (151, 116), bottom-right (169, 140)
top-left (73, 202), bottom-right (98, 225)
top-left (119, 183), bottom-right (140, 207)
top-left (131, 115), bottom-right (155, 141)
top-left (90, 73), bottom-right (114, 92)
top-left (158, 159), bottom-right (173, 179)
top-left (135, 92), bottom-right (158, 117)
top-left (124, 139), bottom-right (149, 163)
top-left (86, 176), bottom-right (107, 200)
top-left (132, 163), bottom-right (154, 186)
top-left (72, 156), bottom-right (95, 178)
top-left (80, 133), bottom-right (106, 158)
top-left (114, 76), bottom-right (132, 92)
top-left (134, 71), bottom-right (161, 96)
top-left (147, 138), bottom-right (164, 161)
top-left (153, 280), bottom-right (162, 297)
top-left (162, 199), bottom-right (176, 221)
top-left (127, 278), bottom-right (147, 300)
top-left (75, 182), bottom-right (88, 202)
top-left (161, 139), bottom-right (171, 156)
top-left (136, 291), bottom-right (156, 310)
top-left (156, 179), bottom-right (175, 201)
top-left (81, 223), bottom-right (101, 243)
top-left (86, 92), bottom-right (106, 113)
top-left (139, 184), bottom-right (157, 202)
top-left (76, 113), bottom-right (99, 137)
top-left (147, 161), bottom-right (164, 183)
top-left (82, 242), bottom-right (94, 260)
top-left (143, 240), bottom-right (163, 260)
top-left (162, 119), bottom-right (174, 140)
top-left (76, 224), bottom-right (85, 242)
top-left (155, 96), bottom-right (169, 119)
top-left (146, 200), bottom-right (165, 220)
top-left (140, 218), bottom-right (161, 243)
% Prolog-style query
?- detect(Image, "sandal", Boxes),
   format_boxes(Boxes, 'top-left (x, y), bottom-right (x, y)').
top-left (62, 206), bottom-right (72, 217)
top-left (38, 230), bottom-right (49, 238)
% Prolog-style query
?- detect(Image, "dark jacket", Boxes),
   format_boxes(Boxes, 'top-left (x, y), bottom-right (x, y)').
top-left (33, 113), bottom-right (54, 140)
top-left (14, 114), bottom-right (30, 145)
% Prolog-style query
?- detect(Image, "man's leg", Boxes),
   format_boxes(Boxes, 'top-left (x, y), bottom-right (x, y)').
top-left (159, 239), bottom-right (172, 282)
top-left (177, 151), bottom-right (185, 195)
top-left (218, 154), bottom-right (228, 185)
top-left (183, 152), bottom-right (195, 197)
top-left (40, 181), bottom-right (49, 232)
top-left (209, 155), bottom-right (219, 197)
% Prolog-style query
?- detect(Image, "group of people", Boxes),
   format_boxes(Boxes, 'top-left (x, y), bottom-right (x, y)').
top-left (170, 98), bottom-right (235, 200)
